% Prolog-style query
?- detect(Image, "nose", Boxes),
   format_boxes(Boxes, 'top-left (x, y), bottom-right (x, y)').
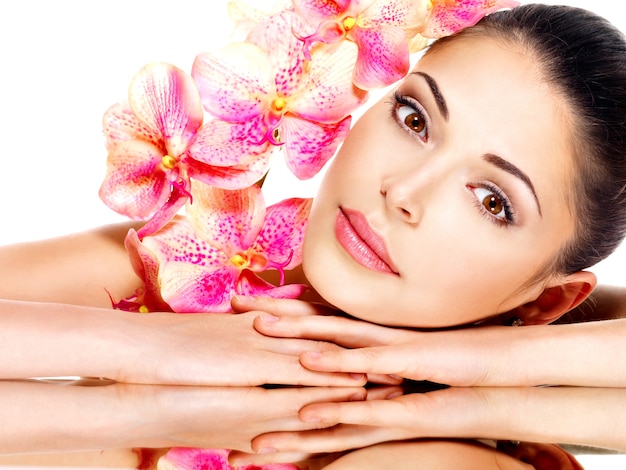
top-left (380, 172), bottom-right (425, 225)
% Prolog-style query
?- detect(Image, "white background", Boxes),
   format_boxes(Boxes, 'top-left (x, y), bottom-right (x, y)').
top-left (0, 1), bottom-right (623, 468)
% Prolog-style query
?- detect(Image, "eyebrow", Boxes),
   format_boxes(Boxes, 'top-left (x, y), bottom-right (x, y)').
top-left (413, 71), bottom-right (449, 121)
top-left (483, 153), bottom-right (542, 217)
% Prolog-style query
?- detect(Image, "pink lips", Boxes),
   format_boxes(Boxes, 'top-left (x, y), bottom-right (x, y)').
top-left (335, 208), bottom-right (398, 274)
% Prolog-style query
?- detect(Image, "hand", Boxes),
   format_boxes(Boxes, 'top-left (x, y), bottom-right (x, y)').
top-left (245, 297), bottom-right (503, 386)
top-left (127, 309), bottom-right (368, 387)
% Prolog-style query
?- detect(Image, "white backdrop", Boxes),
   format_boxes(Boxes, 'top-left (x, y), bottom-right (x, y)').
top-left (0, 1), bottom-right (623, 468)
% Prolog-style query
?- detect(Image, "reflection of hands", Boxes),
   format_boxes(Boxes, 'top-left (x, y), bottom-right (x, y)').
top-left (0, 380), bottom-right (365, 455)
top-left (231, 385), bottom-right (626, 465)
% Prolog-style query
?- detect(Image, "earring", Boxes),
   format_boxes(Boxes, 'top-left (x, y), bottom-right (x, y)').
top-left (509, 317), bottom-right (524, 327)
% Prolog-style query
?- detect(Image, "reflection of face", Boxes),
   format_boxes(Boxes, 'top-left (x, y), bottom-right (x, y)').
top-left (303, 35), bottom-right (577, 327)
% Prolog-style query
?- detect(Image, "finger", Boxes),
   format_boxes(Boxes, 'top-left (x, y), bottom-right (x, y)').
top-left (231, 295), bottom-right (336, 316)
top-left (299, 347), bottom-right (408, 378)
top-left (254, 313), bottom-right (406, 347)
top-left (251, 424), bottom-right (391, 455)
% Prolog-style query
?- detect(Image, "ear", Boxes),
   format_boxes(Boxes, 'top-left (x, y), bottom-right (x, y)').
top-left (504, 271), bottom-right (597, 326)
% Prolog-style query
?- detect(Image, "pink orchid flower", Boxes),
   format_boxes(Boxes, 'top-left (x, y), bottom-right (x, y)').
top-left (158, 447), bottom-right (298, 470)
top-left (192, 10), bottom-right (367, 180)
top-left (422, 0), bottom-right (520, 38)
top-left (124, 182), bottom-right (311, 313)
top-left (291, 0), bottom-right (431, 90)
top-left (100, 62), bottom-right (270, 237)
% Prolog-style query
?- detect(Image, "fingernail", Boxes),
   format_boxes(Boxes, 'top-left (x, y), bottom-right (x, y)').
top-left (386, 390), bottom-right (403, 399)
top-left (350, 392), bottom-right (366, 401)
top-left (257, 447), bottom-right (277, 454)
top-left (302, 414), bottom-right (321, 423)
top-left (303, 350), bottom-right (322, 359)
top-left (350, 373), bottom-right (366, 381)
top-left (260, 313), bottom-right (279, 323)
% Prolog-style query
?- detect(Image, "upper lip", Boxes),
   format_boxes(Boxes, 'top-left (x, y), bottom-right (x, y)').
top-left (341, 207), bottom-right (399, 274)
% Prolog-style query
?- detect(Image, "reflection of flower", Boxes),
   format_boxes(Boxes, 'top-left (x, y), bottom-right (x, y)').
top-left (292, 0), bottom-right (431, 90)
top-left (100, 62), bottom-right (270, 237)
top-left (158, 447), bottom-right (298, 470)
top-left (125, 182), bottom-right (311, 313)
top-left (192, 10), bottom-right (366, 180)
top-left (422, 0), bottom-right (520, 38)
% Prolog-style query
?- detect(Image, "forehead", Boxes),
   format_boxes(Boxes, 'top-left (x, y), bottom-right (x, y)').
top-left (417, 35), bottom-right (576, 224)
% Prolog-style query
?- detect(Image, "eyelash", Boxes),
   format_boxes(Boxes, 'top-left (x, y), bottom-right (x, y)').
top-left (469, 183), bottom-right (516, 227)
top-left (389, 91), bottom-right (430, 142)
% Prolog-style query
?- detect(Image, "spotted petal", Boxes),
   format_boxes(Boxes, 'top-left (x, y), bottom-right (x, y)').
top-left (99, 140), bottom-right (170, 219)
top-left (138, 216), bottom-right (232, 312)
top-left (160, 262), bottom-right (237, 312)
top-left (188, 116), bottom-right (270, 168)
top-left (128, 63), bottom-right (204, 157)
top-left (358, 0), bottom-right (429, 29)
top-left (254, 197), bottom-right (312, 269)
top-left (245, 11), bottom-right (306, 97)
top-left (281, 114), bottom-right (352, 179)
top-left (290, 40), bottom-right (366, 122)
top-left (186, 183), bottom-right (266, 253)
top-left (423, 0), bottom-right (520, 38)
top-left (192, 42), bottom-right (274, 121)
top-left (291, 0), bottom-right (357, 20)
top-left (350, 25), bottom-right (410, 89)
top-left (102, 102), bottom-right (163, 150)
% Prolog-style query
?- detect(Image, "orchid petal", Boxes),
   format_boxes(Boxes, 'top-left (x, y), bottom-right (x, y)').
top-left (136, 178), bottom-right (190, 239)
top-left (280, 114), bottom-right (351, 179)
top-left (227, 0), bottom-right (293, 24)
top-left (238, 270), bottom-right (308, 299)
top-left (423, 0), bottom-right (519, 38)
top-left (188, 117), bottom-right (269, 168)
top-left (290, 41), bottom-right (366, 122)
top-left (290, 0), bottom-right (350, 20)
top-left (160, 262), bottom-right (237, 312)
top-left (128, 63), bottom-right (204, 157)
top-left (351, 25), bottom-right (410, 89)
top-left (186, 184), bottom-right (266, 252)
top-left (359, 0), bottom-right (430, 29)
top-left (192, 42), bottom-right (274, 121)
top-left (246, 11), bottom-right (306, 97)
top-left (187, 156), bottom-right (272, 190)
top-left (254, 197), bottom-right (312, 269)
top-left (102, 102), bottom-right (163, 150)
top-left (124, 229), bottom-right (172, 312)
top-left (98, 140), bottom-right (170, 219)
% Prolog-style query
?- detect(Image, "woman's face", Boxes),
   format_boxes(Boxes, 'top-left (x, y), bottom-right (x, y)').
top-left (302, 35), bottom-right (577, 327)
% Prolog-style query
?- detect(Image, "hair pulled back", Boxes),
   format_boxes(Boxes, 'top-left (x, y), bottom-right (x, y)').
top-left (431, 4), bottom-right (626, 275)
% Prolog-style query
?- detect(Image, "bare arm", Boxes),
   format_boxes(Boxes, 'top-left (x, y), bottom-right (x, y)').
top-left (0, 222), bottom-right (141, 308)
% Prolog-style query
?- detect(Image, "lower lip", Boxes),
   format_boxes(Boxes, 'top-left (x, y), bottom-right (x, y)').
top-left (334, 209), bottom-right (395, 274)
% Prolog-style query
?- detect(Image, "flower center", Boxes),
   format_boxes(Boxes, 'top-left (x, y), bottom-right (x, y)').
top-left (271, 97), bottom-right (287, 113)
top-left (342, 16), bottom-right (356, 31)
top-left (161, 155), bottom-right (178, 169)
top-left (230, 250), bottom-right (268, 271)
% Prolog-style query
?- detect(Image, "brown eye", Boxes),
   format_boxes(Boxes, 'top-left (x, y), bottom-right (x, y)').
top-left (483, 194), bottom-right (503, 215)
top-left (404, 112), bottom-right (425, 134)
